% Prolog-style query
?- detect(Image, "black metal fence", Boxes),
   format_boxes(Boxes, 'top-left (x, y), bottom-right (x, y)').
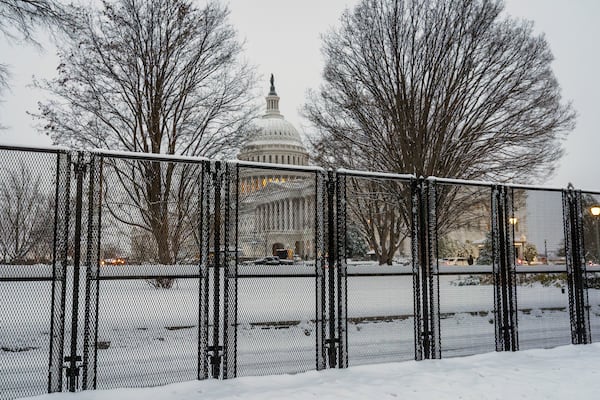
top-left (1, 145), bottom-right (599, 399)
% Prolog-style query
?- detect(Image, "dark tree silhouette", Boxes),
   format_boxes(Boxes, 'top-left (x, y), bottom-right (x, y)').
top-left (306, 0), bottom-right (575, 262)
top-left (36, 0), bottom-right (257, 285)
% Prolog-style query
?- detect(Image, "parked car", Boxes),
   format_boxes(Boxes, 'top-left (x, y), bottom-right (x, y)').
top-left (439, 257), bottom-right (469, 266)
top-left (252, 256), bottom-right (281, 265)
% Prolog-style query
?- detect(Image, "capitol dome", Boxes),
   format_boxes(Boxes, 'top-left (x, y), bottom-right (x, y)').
top-left (237, 75), bottom-right (309, 166)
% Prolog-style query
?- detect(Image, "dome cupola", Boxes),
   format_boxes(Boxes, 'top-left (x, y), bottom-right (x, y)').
top-left (237, 75), bottom-right (309, 166)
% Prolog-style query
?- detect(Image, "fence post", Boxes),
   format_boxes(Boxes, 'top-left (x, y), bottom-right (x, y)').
top-left (335, 174), bottom-right (348, 368)
top-left (315, 170), bottom-right (327, 370)
top-left (64, 151), bottom-right (89, 392)
top-left (209, 160), bottom-right (224, 378)
top-left (82, 155), bottom-right (103, 390)
top-left (563, 186), bottom-right (591, 344)
top-left (335, 172), bottom-right (348, 368)
top-left (47, 152), bottom-right (71, 393)
top-left (325, 169), bottom-right (338, 367)
top-left (412, 178), bottom-right (440, 360)
top-left (198, 160), bottom-right (211, 380)
top-left (492, 185), bottom-right (518, 352)
top-left (222, 162), bottom-right (238, 379)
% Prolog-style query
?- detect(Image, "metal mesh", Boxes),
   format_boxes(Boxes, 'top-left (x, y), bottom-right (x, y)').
top-left (3, 146), bottom-right (600, 397)
top-left (515, 272), bottom-right (571, 349)
top-left (589, 272), bottom-right (600, 342)
top-left (434, 183), bottom-right (495, 357)
top-left (346, 274), bottom-right (414, 365)
top-left (438, 274), bottom-right (496, 357)
top-left (234, 165), bottom-right (320, 376)
top-left (95, 278), bottom-right (200, 389)
top-left (512, 189), bottom-right (571, 350)
top-left (575, 192), bottom-right (600, 342)
top-left (92, 156), bottom-right (204, 389)
top-left (342, 175), bottom-right (415, 365)
top-left (0, 149), bottom-right (64, 399)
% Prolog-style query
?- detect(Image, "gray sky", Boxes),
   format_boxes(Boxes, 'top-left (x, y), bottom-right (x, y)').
top-left (0, 0), bottom-right (598, 190)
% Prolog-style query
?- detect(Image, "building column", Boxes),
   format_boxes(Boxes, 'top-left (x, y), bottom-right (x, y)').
top-left (283, 199), bottom-right (288, 231)
top-left (292, 199), bottom-right (298, 230)
top-left (276, 201), bottom-right (281, 231)
top-left (304, 197), bottom-right (309, 228)
top-left (288, 198), bottom-right (293, 231)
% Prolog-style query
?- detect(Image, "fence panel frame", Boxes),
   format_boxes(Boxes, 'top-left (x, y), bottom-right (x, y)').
top-left (81, 154), bottom-right (103, 390)
top-left (335, 169), bottom-right (416, 364)
top-left (3, 145), bottom-right (600, 396)
top-left (46, 151), bottom-right (72, 393)
top-left (492, 185), bottom-right (518, 352)
top-left (563, 186), bottom-right (591, 344)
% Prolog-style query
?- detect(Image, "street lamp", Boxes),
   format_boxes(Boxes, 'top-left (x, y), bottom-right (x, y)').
top-left (590, 206), bottom-right (600, 264)
top-left (508, 217), bottom-right (521, 262)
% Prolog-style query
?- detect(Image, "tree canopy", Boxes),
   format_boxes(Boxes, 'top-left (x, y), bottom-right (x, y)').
top-left (305, 0), bottom-right (575, 263)
top-left (38, 0), bottom-right (256, 158)
top-left (306, 0), bottom-right (575, 182)
top-left (34, 0), bottom-right (258, 280)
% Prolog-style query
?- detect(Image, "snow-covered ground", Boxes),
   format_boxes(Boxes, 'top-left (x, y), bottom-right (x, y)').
top-left (16, 344), bottom-right (600, 400)
top-left (2, 265), bottom-right (600, 399)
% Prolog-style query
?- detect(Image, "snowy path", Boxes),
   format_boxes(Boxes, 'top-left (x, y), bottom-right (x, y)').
top-left (15, 344), bottom-right (600, 400)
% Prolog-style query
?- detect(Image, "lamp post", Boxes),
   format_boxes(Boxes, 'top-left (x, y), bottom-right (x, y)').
top-left (509, 217), bottom-right (519, 262)
top-left (590, 206), bottom-right (600, 264)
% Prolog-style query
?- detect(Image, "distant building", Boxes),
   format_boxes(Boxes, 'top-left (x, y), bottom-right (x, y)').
top-left (237, 76), bottom-right (315, 259)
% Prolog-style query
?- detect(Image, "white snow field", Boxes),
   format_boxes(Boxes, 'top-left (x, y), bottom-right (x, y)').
top-left (2, 264), bottom-right (600, 399)
top-left (15, 343), bottom-right (600, 400)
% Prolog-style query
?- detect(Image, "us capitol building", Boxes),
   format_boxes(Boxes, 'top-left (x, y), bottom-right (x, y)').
top-left (236, 76), bottom-right (316, 260)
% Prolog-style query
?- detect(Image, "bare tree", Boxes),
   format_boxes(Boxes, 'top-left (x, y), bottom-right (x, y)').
top-left (346, 177), bottom-right (410, 264)
top-left (0, 162), bottom-right (54, 263)
top-left (306, 0), bottom-right (575, 262)
top-left (0, 0), bottom-right (67, 94)
top-left (308, 0), bottom-right (574, 181)
top-left (37, 0), bottom-right (256, 156)
top-left (103, 159), bottom-right (201, 266)
top-left (36, 0), bottom-right (257, 282)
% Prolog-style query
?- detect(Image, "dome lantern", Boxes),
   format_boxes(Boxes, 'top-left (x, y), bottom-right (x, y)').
top-left (237, 75), bottom-right (309, 167)
top-left (266, 73), bottom-right (281, 116)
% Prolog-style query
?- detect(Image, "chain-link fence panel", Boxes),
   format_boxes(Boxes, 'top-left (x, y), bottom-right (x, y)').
top-left (515, 271), bottom-right (571, 349)
top-left (341, 174), bottom-right (415, 365)
top-left (588, 270), bottom-right (600, 342)
top-left (438, 274), bottom-right (496, 357)
top-left (346, 273), bottom-right (414, 365)
top-left (1, 280), bottom-right (54, 399)
top-left (0, 148), bottom-right (68, 399)
top-left (91, 155), bottom-right (205, 389)
top-left (434, 182), bottom-right (496, 357)
top-left (512, 188), bottom-right (571, 350)
top-left (234, 165), bottom-right (324, 376)
top-left (578, 191), bottom-right (600, 342)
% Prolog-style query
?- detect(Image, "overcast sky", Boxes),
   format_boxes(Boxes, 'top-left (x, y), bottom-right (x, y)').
top-left (0, 0), bottom-right (598, 190)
